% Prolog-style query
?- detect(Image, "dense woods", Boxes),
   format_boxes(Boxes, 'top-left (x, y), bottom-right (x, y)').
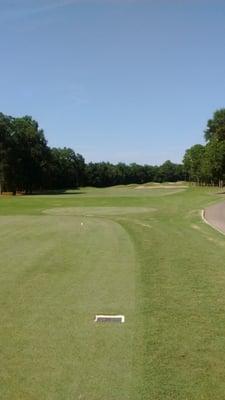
top-left (85, 160), bottom-right (184, 187)
top-left (183, 109), bottom-right (225, 187)
top-left (0, 112), bottom-right (184, 193)
top-left (0, 113), bottom-right (85, 193)
top-left (1, 109), bottom-right (225, 193)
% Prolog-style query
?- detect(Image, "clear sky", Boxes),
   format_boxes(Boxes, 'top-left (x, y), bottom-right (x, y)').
top-left (1, 0), bottom-right (225, 165)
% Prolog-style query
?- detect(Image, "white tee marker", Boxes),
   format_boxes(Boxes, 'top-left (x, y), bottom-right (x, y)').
top-left (95, 315), bottom-right (125, 323)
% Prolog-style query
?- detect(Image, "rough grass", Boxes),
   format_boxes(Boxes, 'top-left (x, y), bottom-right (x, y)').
top-left (1, 185), bottom-right (225, 399)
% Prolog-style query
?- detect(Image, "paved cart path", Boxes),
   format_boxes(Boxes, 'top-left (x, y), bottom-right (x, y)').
top-left (204, 201), bottom-right (225, 234)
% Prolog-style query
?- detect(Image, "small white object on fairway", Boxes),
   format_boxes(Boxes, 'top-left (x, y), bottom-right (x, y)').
top-left (81, 222), bottom-right (84, 226)
top-left (94, 315), bottom-right (125, 323)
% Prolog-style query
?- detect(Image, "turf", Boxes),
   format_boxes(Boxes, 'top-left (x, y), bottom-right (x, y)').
top-left (1, 185), bottom-right (225, 399)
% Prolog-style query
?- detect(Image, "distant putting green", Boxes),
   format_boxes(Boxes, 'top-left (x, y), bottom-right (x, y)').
top-left (1, 184), bottom-right (225, 399)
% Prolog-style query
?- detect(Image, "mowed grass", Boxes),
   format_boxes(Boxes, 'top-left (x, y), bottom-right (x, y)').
top-left (1, 185), bottom-right (225, 399)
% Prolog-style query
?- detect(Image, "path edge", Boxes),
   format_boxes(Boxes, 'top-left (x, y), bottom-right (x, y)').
top-left (201, 209), bottom-right (225, 237)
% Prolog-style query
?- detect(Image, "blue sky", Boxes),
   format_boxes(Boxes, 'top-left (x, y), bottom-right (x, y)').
top-left (1, 0), bottom-right (225, 164)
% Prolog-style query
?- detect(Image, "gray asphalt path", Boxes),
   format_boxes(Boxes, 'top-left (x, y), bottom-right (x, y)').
top-left (204, 201), bottom-right (225, 234)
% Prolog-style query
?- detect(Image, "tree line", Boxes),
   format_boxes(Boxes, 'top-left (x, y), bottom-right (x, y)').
top-left (0, 113), bottom-right (85, 194)
top-left (85, 161), bottom-right (184, 187)
top-left (183, 109), bottom-right (225, 187)
top-left (1, 109), bottom-right (225, 193)
top-left (0, 112), bottom-right (185, 193)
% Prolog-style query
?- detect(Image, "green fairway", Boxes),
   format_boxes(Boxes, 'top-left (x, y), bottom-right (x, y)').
top-left (1, 185), bottom-right (225, 399)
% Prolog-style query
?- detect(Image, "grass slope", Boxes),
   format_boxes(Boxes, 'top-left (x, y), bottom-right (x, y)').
top-left (1, 185), bottom-right (225, 399)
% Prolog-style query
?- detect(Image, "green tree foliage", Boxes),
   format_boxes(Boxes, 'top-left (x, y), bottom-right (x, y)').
top-left (48, 148), bottom-right (85, 189)
top-left (183, 109), bottom-right (225, 186)
top-left (183, 145), bottom-right (205, 183)
top-left (84, 161), bottom-right (184, 187)
top-left (0, 113), bottom-right (14, 192)
top-left (12, 116), bottom-right (49, 193)
top-left (156, 160), bottom-right (184, 182)
top-left (203, 140), bottom-right (225, 185)
top-left (0, 111), bottom-right (186, 193)
top-left (204, 109), bottom-right (225, 142)
top-left (0, 112), bottom-right (85, 193)
top-left (0, 113), bottom-right (49, 193)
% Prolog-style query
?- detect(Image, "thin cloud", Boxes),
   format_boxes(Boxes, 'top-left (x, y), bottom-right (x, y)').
top-left (0, 0), bottom-right (139, 22)
top-left (35, 0), bottom-right (138, 13)
top-left (7, 0), bottom-right (138, 11)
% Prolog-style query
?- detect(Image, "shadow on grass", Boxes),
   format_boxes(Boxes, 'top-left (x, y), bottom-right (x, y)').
top-left (26, 190), bottom-right (86, 196)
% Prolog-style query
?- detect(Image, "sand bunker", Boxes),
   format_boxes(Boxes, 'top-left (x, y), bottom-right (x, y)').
top-left (135, 185), bottom-right (187, 189)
